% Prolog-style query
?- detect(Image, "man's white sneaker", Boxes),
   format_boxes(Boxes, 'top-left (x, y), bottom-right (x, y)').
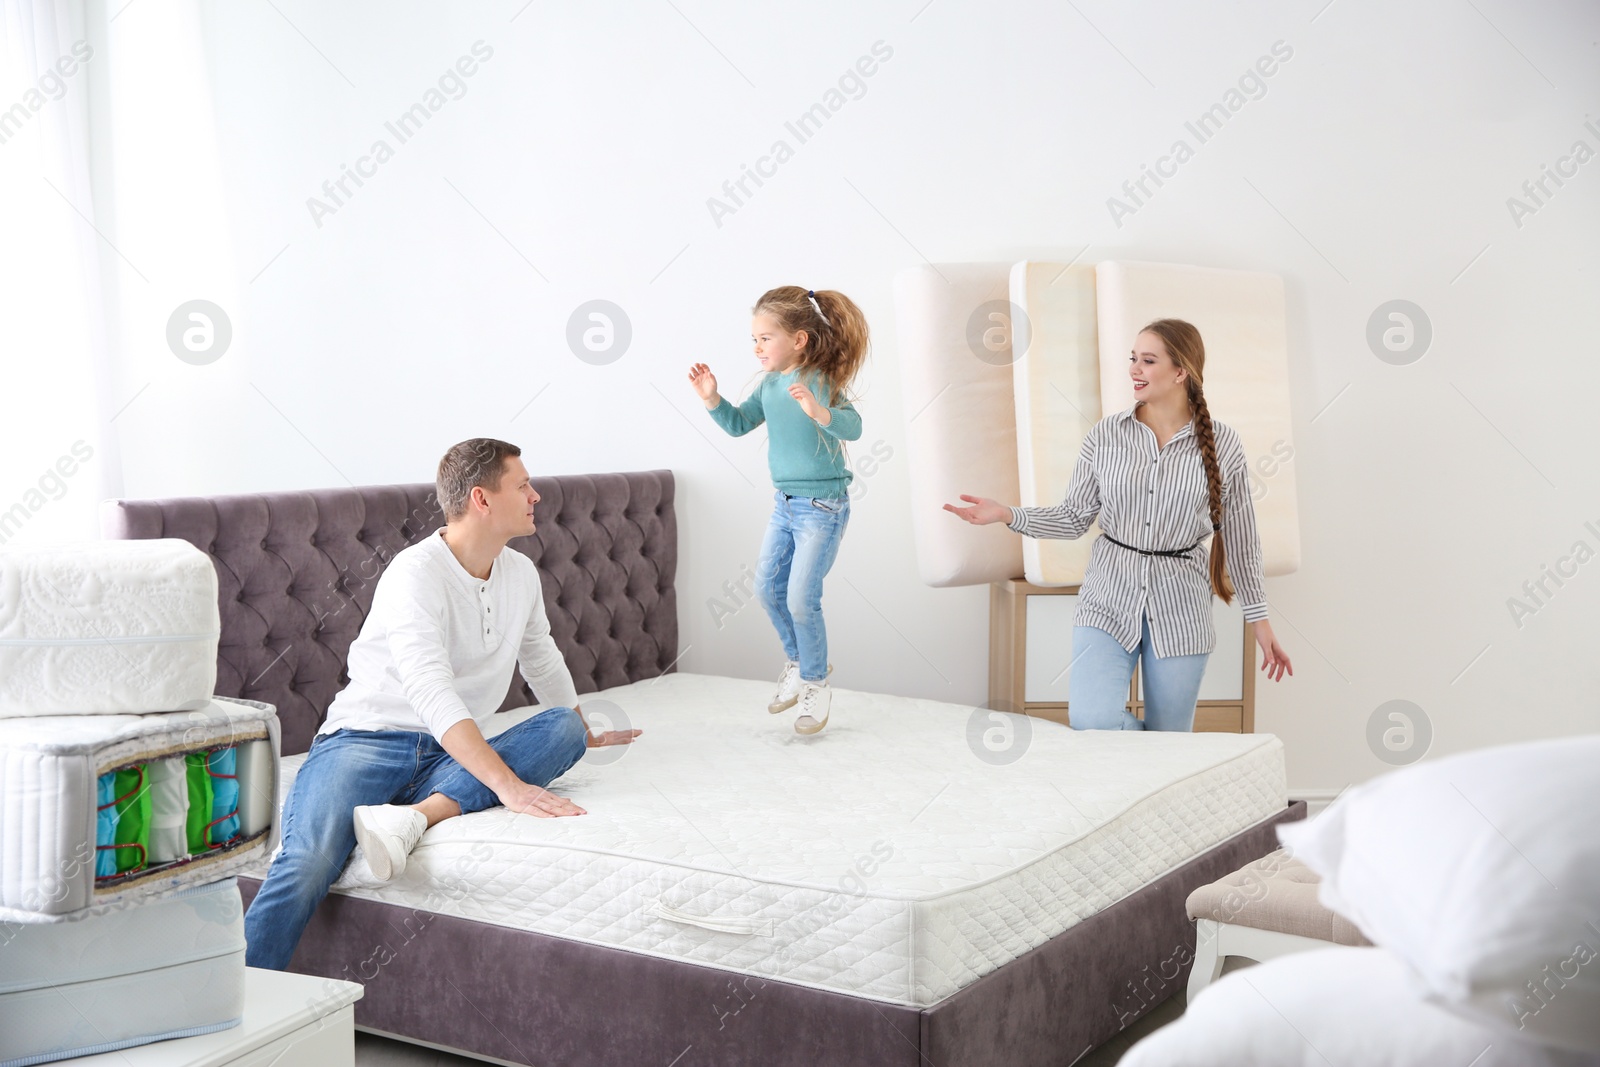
top-left (352, 804), bottom-right (428, 883)
top-left (793, 681), bottom-right (832, 735)
top-left (768, 661), bottom-right (833, 714)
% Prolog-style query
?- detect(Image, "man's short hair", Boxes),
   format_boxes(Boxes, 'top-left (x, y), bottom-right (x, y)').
top-left (436, 438), bottom-right (522, 521)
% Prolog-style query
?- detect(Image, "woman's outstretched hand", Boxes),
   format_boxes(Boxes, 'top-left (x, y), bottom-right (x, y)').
top-left (1252, 620), bottom-right (1293, 682)
top-left (687, 363), bottom-right (720, 408)
top-left (944, 494), bottom-right (1011, 526)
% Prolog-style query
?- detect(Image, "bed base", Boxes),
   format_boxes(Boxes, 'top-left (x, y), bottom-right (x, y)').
top-left (240, 800), bottom-right (1304, 1066)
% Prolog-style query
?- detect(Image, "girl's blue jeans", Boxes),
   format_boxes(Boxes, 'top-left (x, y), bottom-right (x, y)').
top-left (1069, 614), bottom-right (1210, 731)
top-left (755, 490), bottom-right (850, 683)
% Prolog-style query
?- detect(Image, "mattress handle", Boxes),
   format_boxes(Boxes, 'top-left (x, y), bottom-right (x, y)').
top-left (649, 900), bottom-right (774, 938)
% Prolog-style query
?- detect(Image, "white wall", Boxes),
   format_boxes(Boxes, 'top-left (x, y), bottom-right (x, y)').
top-left (85, 0), bottom-right (1599, 797)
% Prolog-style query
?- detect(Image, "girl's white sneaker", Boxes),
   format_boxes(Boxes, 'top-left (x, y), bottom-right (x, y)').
top-left (793, 681), bottom-right (831, 735)
top-left (768, 661), bottom-right (831, 714)
top-left (768, 661), bottom-right (802, 714)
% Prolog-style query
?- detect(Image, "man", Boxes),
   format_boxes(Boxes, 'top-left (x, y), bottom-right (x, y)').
top-left (244, 438), bottom-right (640, 970)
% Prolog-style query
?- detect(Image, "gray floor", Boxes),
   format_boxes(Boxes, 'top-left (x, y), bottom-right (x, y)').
top-left (356, 1032), bottom-right (480, 1067)
top-left (351, 966), bottom-right (1229, 1067)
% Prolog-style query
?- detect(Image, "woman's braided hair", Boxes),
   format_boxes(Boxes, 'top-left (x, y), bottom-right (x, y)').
top-left (1140, 319), bottom-right (1235, 604)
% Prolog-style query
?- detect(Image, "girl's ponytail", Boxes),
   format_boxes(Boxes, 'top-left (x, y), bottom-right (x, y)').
top-left (753, 286), bottom-right (870, 406)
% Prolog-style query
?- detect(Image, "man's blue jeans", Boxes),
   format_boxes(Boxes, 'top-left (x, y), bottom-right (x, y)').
top-left (755, 490), bottom-right (850, 683)
top-left (1068, 615), bottom-right (1210, 731)
top-left (243, 707), bottom-right (587, 970)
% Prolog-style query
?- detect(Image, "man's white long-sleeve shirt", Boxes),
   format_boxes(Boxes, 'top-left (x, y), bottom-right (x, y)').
top-left (318, 528), bottom-right (580, 741)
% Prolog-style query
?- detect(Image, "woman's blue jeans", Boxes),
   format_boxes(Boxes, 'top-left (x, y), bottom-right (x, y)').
top-left (1069, 615), bottom-right (1210, 731)
top-left (243, 707), bottom-right (587, 970)
top-left (755, 490), bottom-right (850, 683)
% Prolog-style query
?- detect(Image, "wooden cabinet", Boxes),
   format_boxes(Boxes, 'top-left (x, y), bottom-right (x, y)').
top-left (988, 579), bottom-right (1256, 732)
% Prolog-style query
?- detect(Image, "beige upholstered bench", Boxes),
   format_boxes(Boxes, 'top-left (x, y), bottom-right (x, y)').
top-left (1185, 847), bottom-right (1371, 1000)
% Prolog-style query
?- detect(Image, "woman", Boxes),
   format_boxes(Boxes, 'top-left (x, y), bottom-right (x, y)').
top-left (946, 319), bottom-right (1293, 730)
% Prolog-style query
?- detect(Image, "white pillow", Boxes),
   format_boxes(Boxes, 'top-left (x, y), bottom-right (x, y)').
top-left (1277, 736), bottom-right (1600, 1052)
top-left (1120, 947), bottom-right (1599, 1067)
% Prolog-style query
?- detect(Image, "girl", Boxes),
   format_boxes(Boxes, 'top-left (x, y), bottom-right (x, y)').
top-left (687, 287), bottom-right (869, 735)
top-left (946, 319), bottom-right (1293, 731)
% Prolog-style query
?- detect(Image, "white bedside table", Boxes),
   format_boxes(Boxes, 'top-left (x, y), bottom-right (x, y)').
top-left (64, 968), bottom-right (363, 1067)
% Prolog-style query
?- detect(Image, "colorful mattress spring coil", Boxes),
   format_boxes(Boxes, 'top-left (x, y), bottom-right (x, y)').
top-left (94, 744), bottom-right (253, 884)
top-left (0, 696), bottom-right (280, 924)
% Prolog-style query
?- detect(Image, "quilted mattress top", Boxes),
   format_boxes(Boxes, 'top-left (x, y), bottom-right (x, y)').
top-left (271, 673), bottom-right (1287, 1005)
top-left (453, 673), bottom-right (1283, 898)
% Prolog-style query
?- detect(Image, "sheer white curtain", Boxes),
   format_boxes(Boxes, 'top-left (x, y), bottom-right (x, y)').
top-left (2, 0), bottom-right (238, 548)
top-left (0, 0), bottom-right (119, 547)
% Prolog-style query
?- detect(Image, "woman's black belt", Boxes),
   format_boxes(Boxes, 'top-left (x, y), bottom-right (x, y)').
top-left (1100, 533), bottom-right (1205, 559)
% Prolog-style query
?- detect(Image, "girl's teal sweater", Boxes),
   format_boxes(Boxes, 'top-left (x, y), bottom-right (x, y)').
top-left (708, 368), bottom-right (862, 498)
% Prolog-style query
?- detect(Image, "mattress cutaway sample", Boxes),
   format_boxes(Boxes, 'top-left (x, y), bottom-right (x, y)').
top-left (0, 538), bottom-right (220, 716)
top-left (0, 697), bottom-right (280, 923)
top-left (260, 674), bottom-right (1287, 1008)
top-left (0, 878), bottom-right (245, 1067)
top-left (892, 263), bottom-right (1025, 587)
top-left (1094, 261), bottom-right (1300, 575)
top-left (1009, 260), bottom-right (1103, 587)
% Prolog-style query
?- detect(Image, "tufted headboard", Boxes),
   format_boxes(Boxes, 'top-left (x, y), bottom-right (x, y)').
top-left (101, 471), bottom-right (678, 755)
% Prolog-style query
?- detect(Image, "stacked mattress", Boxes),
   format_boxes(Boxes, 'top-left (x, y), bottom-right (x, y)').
top-left (0, 540), bottom-right (279, 1066)
top-left (0, 696), bottom-right (281, 922)
top-left (892, 264), bottom-right (1026, 587)
top-left (0, 879), bottom-right (247, 1066)
top-left (260, 672), bottom-right (1287, 1007)
top-left (0, 538), bottom-right (221, 715)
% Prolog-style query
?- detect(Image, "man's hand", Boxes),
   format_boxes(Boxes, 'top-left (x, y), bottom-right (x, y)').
top-left (573, 704), bottom-right (642, 750)
top-left (587, 727), bottom-right (643, 748)
top-left (497, 779), bottom-right (586, 818)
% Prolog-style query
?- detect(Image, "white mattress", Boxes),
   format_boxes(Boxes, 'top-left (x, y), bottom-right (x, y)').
top-left (0, 697), bottom-right (280, 924)
top-left (1094, 261), bottom-right (1301, 576)
top-left (1009, 260), bottom-right (1103, 586)
top-left (261, 673), bottom-right (1286, 1007)
top-left (0, 539), bottom-right (220, 716)
top-left (0, 878), bottom-right (245, 1067)
top-left (892, 263), bottom-right (1025, 587)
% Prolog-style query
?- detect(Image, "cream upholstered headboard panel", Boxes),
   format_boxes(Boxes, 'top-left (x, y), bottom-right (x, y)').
top-left (1095, 261), bottom-right (1301, 576)
top-left (1010, 261), bottom-right (1102, 587)
top-left (892, 264), bottom-right (1024, 587)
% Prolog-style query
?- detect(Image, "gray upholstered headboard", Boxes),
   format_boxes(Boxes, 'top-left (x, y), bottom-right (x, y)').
top-left (101, 471), bottom-right (678, 755)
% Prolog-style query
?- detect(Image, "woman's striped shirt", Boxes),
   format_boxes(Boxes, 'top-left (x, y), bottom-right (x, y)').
top-left (1007, 403), bottom-right (1269, 658)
